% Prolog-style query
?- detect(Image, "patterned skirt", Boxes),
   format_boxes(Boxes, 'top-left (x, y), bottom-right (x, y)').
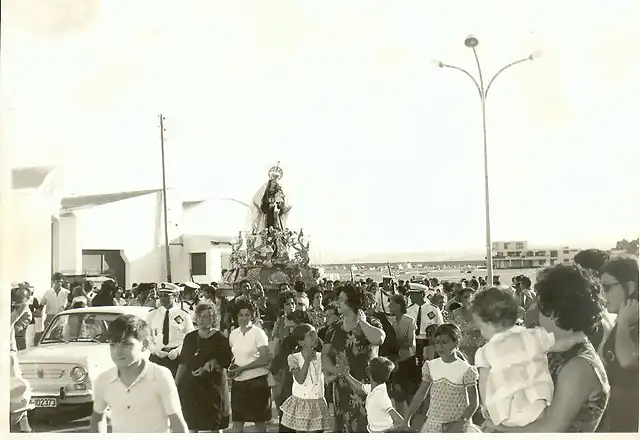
top-left (280, 396), bottom-right (331, 432)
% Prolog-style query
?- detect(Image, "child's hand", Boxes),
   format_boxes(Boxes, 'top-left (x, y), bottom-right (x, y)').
top-left (336, 363), bottom-right (349, 377)
top-left (302, 348), bottom-right (316, 363)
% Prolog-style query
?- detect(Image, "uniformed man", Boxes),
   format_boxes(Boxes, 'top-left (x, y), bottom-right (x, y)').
top-left (146, 282), bottom-right (194, 377)
top-left (178, 282), bottom-right (201, 323)
top-left (407, 287), bottom-right (444, 367)
top-left (375, 276), bottom-right (396, 317)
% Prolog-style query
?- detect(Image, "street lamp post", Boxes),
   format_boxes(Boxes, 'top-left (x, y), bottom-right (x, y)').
top-left (435, 35), bottom-right (538, 282)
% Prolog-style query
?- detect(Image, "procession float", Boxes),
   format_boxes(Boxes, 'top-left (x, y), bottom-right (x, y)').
top-left (222, 163), bottom-right (319, 323)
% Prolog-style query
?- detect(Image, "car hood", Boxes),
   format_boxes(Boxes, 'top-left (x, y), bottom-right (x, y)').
top-left (17, 343), bottom-right (111, 371)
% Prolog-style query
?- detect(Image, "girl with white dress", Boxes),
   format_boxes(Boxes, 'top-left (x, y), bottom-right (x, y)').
top-left (279, 324), bottom-right (331, 433)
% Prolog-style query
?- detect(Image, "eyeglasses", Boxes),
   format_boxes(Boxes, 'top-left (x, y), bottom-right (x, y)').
top-left (602, 282), bottom-right (620, 293)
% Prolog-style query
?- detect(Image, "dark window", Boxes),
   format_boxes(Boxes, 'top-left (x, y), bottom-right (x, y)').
top-left (190, 252), bottom-right (207, 276)
top-left (550, 250), bottom-right (558, 257)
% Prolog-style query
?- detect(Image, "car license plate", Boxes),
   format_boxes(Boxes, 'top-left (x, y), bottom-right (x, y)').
top-left (30, 398), bottom-right (57, 408)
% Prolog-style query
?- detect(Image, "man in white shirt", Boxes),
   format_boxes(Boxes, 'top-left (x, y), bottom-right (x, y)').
top-left (407, 288), bottom-right (444, 367)
top-left (40, 272), bottom-right (70, 328)
top-left (146, 283), bottom-right (194, 377)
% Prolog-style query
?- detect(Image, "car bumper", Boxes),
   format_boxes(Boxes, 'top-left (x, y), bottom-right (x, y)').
top-left (30, 391), bottom-right (93, 408)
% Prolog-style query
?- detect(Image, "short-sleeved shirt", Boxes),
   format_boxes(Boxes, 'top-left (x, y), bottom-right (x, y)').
top-left (93, 361), bottom-right (182, 433)
top-left (146, 305), bottom-right (194, 352)
top-left (363, 383), bottom-right (394, 432)
top-left (229, 324), bottom-right (269, 381)
top-left (42, 288), bottom-right (69, 316)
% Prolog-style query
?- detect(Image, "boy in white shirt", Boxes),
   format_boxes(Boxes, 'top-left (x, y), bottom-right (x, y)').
top-left (342, 356), bottom-right (405, 432)
top-left (89, 314), bottom-right (188, 433)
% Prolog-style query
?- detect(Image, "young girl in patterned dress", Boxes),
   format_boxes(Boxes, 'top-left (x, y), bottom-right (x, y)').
top-left (279, 324), bottom-right (331, 432)
top-left (405, 323), bottom-right (480, 433)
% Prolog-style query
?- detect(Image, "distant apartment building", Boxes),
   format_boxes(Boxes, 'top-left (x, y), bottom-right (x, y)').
top-left (492, 241), bottom-right (581, 269)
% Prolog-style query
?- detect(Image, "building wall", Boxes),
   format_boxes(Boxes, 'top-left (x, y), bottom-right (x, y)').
top-left (492, 240), bottom-right (580, 269)
top-left (56, 191), bottom-right (239, 287)
top-left (56, 191), bottom-right (165, 288)
top-left (6, 191), bottom-right (55, 298)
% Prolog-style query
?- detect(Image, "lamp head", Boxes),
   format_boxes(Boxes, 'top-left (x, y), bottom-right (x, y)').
top-left (529, 50), bottom-right (542, 60)
top-left (431, 59), bottom-right (445, 68)
top-left (464, 35), bottom-right (479, 48)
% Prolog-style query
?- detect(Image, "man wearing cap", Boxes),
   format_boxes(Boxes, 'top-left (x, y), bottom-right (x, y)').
top-left (375, 276), bottom-right (396, 317)
top-left (407, 287), bottom-right (443, 367)
top-left (178, 282), bottom-right (201, 324)
top-left (41, 272), bottom-right (70, 329)
top-left (146, 283), bottom-right (194, 377)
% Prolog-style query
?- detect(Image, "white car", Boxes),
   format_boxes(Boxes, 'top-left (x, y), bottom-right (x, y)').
top-left (17, 306), bottom-right (151, 418)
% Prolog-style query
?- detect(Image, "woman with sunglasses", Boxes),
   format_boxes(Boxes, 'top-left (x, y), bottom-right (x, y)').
top-left (599, 256), bottom-right (639, 432)
top-left (484, 263), bottom-right (609, 433)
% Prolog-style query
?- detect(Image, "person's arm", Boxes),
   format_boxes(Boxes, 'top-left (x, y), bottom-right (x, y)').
top-left (89, 411), bottom-right (107, 433)
top-left (321, 342), bottom-right (339, 375)
top-left (168, 413), bottom-right (189, 433)
top-left (11, 305), bottom-right (30, 328)
top-left (405, 380), bottom-right (431, 421)
top-left (175, 364), bottom-right (188, 388)
top-left (494, 356), bottom-right (601, 432)
top-left (477, 367), bottom-right (489, 412)
top-left (358, 313), bottom-right (385, 346)
top-left (387, 407), bottom-right (405, 428)
top-left (238, 346), bottom-right (271, 372)
top-left (343, 371), bottom-right (368, 397)
top-left (461, 384), bottom-right (479, 421)
top-left (89, 376), bottom-right (108, 433)
top-left (157, 368), bottom-right (188, 433)
top-left (614, 300), bottom-right (639, 368)
top-left (290, 354), bottom-right (312, 385)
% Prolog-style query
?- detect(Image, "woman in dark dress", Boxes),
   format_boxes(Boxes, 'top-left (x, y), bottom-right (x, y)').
top-left (599, 256), bottom-right (639, 432)
top-left (176, 303), bottom-right (232, 432)
top-left (321, 283), bottom-right (386, 433)
top-left (485, 263), bottom-right (610, 433)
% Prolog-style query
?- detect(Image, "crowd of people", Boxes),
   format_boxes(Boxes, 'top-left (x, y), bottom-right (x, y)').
top-left (9, 249), bottom-right (639, 433)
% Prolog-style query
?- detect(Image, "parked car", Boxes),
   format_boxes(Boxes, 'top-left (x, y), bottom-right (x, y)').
top-left (17, 306), bottom-right (151, 419)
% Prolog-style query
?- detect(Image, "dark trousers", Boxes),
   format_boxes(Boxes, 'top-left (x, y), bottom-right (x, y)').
top-left (415, 338), bottom-right (428, 367)
top-left (149, 354), bottom-right (180, 377)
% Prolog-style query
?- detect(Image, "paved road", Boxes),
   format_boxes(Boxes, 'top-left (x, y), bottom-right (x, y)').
top-left (31, 416), bottom-right (280, 433)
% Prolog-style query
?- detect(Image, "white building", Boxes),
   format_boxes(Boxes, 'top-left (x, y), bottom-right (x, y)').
top-left (5, 163), bottom-right (249, 294)
top-left (492, 241), bottom-right (581, 269)
top-left (54, 190), bottom-right (249, 288)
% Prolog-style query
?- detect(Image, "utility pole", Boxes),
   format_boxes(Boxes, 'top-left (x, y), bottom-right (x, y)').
top-left (159, 114), bottom-right (172, 282)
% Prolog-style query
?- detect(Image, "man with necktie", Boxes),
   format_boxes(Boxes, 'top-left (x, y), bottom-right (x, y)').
top-left (375, 276), bottom-right (396, 317)
top-left (146, 283), bottom-right (194, 377)
top-left (178, 282), bottom-right (201, 324)
top-left (407, 287), bottom-right (443, 368)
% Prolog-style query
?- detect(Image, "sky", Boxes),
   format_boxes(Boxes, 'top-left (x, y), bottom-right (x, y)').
top-left (2, 0), bottom-right (639, 263)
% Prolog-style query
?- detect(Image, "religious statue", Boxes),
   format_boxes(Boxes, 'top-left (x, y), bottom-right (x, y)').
top-left (249, 162), bottom-right (291, 232)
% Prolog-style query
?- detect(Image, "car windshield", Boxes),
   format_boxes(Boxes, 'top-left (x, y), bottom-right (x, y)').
top-left (40, 313), bottom-right (120, 344)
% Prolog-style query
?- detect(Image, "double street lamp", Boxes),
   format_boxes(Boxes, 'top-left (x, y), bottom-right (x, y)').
top-left (434, 35), bottom-right (538, 282)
